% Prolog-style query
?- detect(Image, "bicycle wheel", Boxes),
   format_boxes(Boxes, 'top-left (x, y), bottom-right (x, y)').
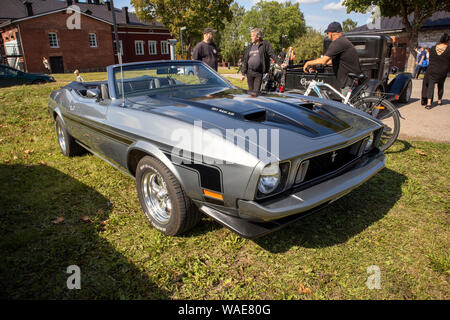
top-left (352, 96), bottom-right (400, 151)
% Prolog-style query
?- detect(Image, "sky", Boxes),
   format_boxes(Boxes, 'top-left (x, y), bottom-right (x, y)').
top-left (112, 0), bottom-right (372, 32)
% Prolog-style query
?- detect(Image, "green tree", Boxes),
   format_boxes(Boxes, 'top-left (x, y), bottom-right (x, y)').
top-left (342, 18), bottom-right (358, 32)
top-left (218, 3), bottom-right (246, 65)
top-left (240, 1), bottom-right (307, 54)
top-left (131, 0), bottom-right (233, 59)
top-left (343, 0), bottom-right (450, 72)
top-left (292, 27), bottom-right (325, 62)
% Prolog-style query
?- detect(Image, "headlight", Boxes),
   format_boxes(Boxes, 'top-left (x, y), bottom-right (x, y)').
top-left (364, 132), bottom-right (374, 152)
top-left (258, 164), bottom-right (280, 194)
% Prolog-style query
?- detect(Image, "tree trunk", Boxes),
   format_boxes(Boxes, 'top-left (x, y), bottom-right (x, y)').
top-left (405, 31), bottom-right (418, 73)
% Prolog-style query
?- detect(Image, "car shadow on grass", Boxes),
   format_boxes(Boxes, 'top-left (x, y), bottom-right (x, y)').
top-left (254, 167), bottom-right (407, 253)
top-left (0, 164), bottom-right (169, 299)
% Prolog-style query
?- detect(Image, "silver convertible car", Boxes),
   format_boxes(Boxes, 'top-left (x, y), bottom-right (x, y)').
top-left (48, 60), bottom-right (385, 239)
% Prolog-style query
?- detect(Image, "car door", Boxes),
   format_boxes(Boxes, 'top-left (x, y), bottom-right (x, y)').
top-left (66, 91), bottom-right (108, 151)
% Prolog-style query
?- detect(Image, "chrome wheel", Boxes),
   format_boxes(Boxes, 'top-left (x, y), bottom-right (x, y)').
top-left (141, 171), bottom-right (172, 224)
top-left (56, 122), bottom-right (66, 154)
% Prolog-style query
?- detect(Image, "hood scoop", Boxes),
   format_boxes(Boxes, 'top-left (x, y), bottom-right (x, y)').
top-left (243, 110), bottom-right (267, 122)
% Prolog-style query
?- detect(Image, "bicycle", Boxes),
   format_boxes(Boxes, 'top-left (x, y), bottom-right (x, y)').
top-left (300, 69), bottom-right (400, 152)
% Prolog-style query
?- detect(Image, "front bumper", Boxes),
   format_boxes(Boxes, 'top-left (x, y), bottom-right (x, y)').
top-left (197, 149), bottom-right (385, 239)
top-left (238, 149), bottom-right (385, 222)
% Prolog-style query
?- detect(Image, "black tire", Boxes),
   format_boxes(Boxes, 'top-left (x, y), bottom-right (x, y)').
top-left (399, 80), bottom-right (412, 103)
top-left (136, 156), bottom-right (200, 236)
top-left (353, 97), bottom-right (400, 151)
top-left (188, 71), bottom-right (194, 75)
top-left (55, 116), bottom-right (85, 156)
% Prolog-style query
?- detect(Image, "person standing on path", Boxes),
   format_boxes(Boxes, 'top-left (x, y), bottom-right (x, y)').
top-left (421, 33), bottom-right (450, 109)
top-left (240, 28), bottom-right (287, 96)
top-left (192, 28), bottom-right (219, 71)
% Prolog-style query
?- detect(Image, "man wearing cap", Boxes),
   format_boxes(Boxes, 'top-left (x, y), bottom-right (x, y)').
top-left (303, 21), bottom-right (361, 94)
top-left (192, 28), bottom-right (219, 71)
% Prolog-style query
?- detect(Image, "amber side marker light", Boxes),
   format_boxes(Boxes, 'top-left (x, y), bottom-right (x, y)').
top-left (375, 105), bottom-right (385, 109)
top-left (202, 189), bottom-right (223, 201)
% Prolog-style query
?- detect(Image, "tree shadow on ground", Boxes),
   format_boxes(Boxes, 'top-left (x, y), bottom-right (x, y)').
top-left (254, 167), bottom-right (407, 253)
top-left (0, 164), bottom-right (169, 299)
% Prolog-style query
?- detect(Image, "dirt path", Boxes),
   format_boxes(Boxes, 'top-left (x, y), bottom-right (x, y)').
top-left (396, 79), bottom-right (450, 143)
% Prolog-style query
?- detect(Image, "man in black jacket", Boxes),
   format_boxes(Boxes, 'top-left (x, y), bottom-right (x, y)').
top-left (241, 28), bottom-right (287, 95)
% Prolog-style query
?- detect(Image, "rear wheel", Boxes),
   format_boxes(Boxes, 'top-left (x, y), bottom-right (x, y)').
top-left (353, 96), bottom-right (400, 151)
top-left (136, 156), bottom-right (200, 236)
top-left (55, 116), bottom-right (85, 156)
top-left (399, 80), bottom-right (412, 103)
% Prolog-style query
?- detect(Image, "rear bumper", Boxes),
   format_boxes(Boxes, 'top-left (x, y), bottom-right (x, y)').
top-left (237, 149), bottom-right (385, 222)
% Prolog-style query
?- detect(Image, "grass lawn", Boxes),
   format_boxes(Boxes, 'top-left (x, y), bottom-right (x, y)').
top-left (0, 73), bottom-right (448, 299)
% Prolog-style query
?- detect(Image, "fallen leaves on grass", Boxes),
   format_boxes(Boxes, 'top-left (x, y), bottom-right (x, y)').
top-left (298, 283), bottom-right (312, 295)
top-left (24, 149), bottom-right (34, 155)
top-left (52, 217), bottom-right (65, 224)
top-left (80, 216), bottom-right (90, 222)
top-left (416, 149), bottom-right (427, 156)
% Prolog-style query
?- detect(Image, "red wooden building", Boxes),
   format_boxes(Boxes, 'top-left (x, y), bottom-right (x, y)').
top-left (0, 0), bottom-right (172, 73)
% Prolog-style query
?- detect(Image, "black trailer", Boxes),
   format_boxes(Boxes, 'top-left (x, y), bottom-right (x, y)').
top-left (284, 34), bottom-right (413, 103)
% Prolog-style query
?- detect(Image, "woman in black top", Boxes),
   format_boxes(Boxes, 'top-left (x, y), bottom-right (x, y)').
top-left (421, 33), bottom-right (450, 109)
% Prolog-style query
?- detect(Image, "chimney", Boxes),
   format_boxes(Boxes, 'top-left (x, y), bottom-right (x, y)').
top-left (23, 1), bottom-right (33, 17)
top-left (123, 7), bottom-right (130, 24)
top-left (66, 0), bottom-right (73, 6)
top-left (105, 1), bottom-right (111, 11)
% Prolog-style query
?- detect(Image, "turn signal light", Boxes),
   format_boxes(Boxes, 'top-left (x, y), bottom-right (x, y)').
top-left (202, 189), bottom-right (223, 201)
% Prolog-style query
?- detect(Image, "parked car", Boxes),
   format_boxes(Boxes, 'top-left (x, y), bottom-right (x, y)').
top-left (177, 65), bottom-right (195, 75)
top-left (283, 34), bottom-right (413, 103)
top-left (0, 64), bottom-right (55, 88)
top-left (48, 60), bottom-right (385, 239)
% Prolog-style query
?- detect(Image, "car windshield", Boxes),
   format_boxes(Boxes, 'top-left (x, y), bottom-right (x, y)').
top-left (113, 61), bottom-right (232, 98)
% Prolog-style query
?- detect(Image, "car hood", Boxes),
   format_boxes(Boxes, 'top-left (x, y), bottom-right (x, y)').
top-left (124, 87), bottom-right (381, 160)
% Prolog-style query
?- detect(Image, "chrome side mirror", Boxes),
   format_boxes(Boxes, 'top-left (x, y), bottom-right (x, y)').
top-left (86, 88), bottom-right (100, 99)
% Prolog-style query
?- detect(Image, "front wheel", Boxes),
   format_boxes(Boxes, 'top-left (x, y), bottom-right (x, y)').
top-left (353, 97), bottom-right (400, 151)
top-left (136, 156), bottom-right (200, 236)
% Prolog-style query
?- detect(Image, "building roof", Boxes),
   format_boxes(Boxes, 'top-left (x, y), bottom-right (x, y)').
top-left (0, 0), bottom-right (165, 28)
top-left (350, 11), bottom-right (450, 33)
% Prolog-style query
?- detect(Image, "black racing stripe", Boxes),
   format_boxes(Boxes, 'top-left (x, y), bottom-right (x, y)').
top-left (64, 113), bottom-right (134, 145)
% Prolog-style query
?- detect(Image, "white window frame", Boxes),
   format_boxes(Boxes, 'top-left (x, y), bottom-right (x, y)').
top-left (135, 40), bottom-right (145, 55)
top-left (161, 41), bottom-right (169, 55)
top-left (48, 32), bottom-right (59, 48)
top-left (89, 33), bottom-right (97, 48)
top-left (114, 40), bottom-right (123, 56)
top-left (148, 40), bottom-right (157, 55)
